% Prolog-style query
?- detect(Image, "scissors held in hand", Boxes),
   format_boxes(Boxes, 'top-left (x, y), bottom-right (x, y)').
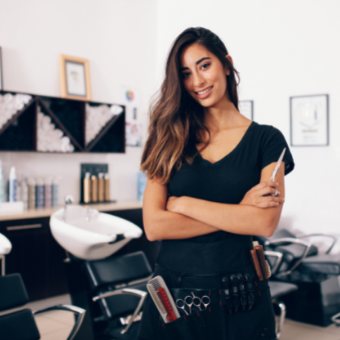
top-left (176, 295), bottom-right (193, 316)
top-left (270, 148), bottom-right (286, 196)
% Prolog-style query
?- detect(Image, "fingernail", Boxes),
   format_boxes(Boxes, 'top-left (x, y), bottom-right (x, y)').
top-left (276, 182), bottom-right (279, 186)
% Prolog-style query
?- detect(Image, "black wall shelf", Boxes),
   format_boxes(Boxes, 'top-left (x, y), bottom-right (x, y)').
top-left (0, 90), bottom-right (125, 153)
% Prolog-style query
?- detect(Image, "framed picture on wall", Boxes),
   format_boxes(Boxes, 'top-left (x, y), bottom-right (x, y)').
top-left (60, 55), bottom-right (91, 101)
top-left (0, 47), bottom-right (3, 91)
top-left (239, 100), bottom-right (253, 120)
top-left (290, 94), bottom-right (329, 146)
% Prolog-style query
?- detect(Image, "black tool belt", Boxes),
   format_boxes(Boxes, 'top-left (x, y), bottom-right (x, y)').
top-left (156, 272), bottom-right (267, 340)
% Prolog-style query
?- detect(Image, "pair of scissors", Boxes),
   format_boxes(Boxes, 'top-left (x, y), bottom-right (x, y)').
top-left (176, 292), bottom-right (211, 315)
top-left (176, 295), bottom-right (193, 316)
top-left (270, 148), bottom-right (286, 196)
top-left (192, 292), bottom-right (211, 311)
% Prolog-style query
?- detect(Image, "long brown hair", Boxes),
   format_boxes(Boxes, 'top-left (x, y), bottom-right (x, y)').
top-left (141, 27), bottom-right (240, 183)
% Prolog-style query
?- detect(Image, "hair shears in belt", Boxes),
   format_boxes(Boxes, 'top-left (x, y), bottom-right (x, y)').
top-left (176, 292), bottom-right (211, 316)
top-left (270, 148), bottom-right (286, 197)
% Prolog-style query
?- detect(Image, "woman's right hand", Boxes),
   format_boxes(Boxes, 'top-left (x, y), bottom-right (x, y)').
top-left (240, 181), bottom-right (285, 209)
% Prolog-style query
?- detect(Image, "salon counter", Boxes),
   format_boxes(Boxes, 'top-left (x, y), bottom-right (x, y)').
top-left (0, 200), bottom-right (143, 221)
top-left (0, 200), bottom-right (161, 302)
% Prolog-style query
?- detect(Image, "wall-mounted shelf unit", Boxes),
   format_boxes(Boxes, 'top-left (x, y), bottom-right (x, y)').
top-left (0, 90), bottom-right (125, 153)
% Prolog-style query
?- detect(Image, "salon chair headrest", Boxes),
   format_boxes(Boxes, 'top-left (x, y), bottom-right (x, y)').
top-left (84, 251), bottom-right (152, 289)
top-left (271, 229), bottom-right (296, 240)
top-left (268, 229), bottom-right (318, 259)
top-left (300, 253), bottom-right (340, 276)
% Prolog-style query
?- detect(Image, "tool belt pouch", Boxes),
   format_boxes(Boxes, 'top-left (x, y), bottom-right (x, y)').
top-left (157, 288), bottom-right (227, 340)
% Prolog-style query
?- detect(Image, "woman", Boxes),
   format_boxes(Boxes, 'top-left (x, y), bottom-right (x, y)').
top-left (138, 27), bottom-right (294, 340)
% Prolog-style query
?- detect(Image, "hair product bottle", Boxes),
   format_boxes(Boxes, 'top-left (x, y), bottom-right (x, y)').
top-left (98, 173), bottom-right (104, 202)
top-left (91, 175), bottom-right (98, 202)
top-left (44, 177), bottom-right (52, 208)
top-left (104, 173), bottom-right (110, 202)
top-left (0, 160), bottom-right (5, 203)
top-left (20, 178), bottom-right (28, 209)
top-left (28, 178), bottom-right (36, 209)
top-left (8, 166), bottom-right (17, 202)
top-left (36, 178), bottom-right (45, 208)
top-left (52, 178), bottom-right (59, 207)
top-left (83, 172), bottom-right (91, 203)
top-left (16, 176), bottom-right (22, 203)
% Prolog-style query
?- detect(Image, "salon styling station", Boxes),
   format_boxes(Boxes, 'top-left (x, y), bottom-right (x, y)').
top-left (0, 200), bottom-right (163, 303)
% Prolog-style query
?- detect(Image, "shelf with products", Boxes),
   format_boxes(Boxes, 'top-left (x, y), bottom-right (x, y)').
top-left (0, 90), bottom-right (125, 153)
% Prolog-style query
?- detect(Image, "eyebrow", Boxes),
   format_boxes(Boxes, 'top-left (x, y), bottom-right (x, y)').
top-left (180, 57), bottom-right (211, 71)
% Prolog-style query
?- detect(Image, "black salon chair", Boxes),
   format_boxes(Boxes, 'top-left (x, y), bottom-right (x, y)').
top-left (257, 229), bottom-right (340, 327)
top-left (0, 273), bottom-right (86, 340)
top-left (83, 251), bottom-right (152, 340)
top-left (257, 229), bottom-right (337, 278)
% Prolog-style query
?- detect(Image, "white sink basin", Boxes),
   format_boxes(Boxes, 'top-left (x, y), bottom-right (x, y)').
top-left (0, 233), bottom-right (12, 255)
top-left (50, 205), bottom-right (143, 260)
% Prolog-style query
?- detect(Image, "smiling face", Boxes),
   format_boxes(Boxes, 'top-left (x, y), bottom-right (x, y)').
top-left (180, 43), bottom-right (231, 108)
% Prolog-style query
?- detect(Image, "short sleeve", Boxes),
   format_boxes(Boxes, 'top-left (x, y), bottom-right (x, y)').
top-left (261, 126), bottom-right (295, 175)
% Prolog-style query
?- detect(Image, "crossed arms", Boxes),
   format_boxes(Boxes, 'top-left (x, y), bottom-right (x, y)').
top-left (143, 162), bottom-right (285, 241)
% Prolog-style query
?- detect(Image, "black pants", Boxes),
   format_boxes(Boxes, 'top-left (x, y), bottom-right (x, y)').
top-left (138, 263), bottom-right (277, 340)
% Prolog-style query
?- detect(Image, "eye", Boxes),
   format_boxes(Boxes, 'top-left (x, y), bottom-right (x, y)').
top-left (181, 72), bottom-right (190, 79)
top-left (201, 63), bottom-right (210, 70)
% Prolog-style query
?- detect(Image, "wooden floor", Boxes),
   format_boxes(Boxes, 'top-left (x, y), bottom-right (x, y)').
top-left (5, 294), bottom-right (340, 339)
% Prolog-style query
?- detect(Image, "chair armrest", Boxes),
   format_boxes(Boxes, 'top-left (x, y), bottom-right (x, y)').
top-left (33, 304), bottom-right (86, 340)
top-left (295, 233), bottom-right (337, 254)
top-left (264, 237), bottom-right (312, 276)
top-left (93, 288), bottom-right (147, 335)
top-left (264, 250), bottom-right (283, 275)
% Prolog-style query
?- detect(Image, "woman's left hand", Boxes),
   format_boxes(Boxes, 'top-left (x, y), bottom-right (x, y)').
top-left (166, 196), bottom-right (185, 214)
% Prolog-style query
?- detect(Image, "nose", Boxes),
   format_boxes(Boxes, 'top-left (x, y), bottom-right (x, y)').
top-left (192, 71), bottom-right (205, 88)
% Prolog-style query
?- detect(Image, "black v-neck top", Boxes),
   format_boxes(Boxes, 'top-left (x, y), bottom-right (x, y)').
top-left (166, 121), bottom-right (294, 244)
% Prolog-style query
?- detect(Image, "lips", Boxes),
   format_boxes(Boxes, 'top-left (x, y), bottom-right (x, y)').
top-left (195, 86), bottom-right (213, 99)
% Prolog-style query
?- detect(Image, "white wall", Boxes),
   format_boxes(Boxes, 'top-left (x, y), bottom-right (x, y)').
top-left (0, 0), bottom-right (158, 203)
top-left (1, 0), bottom-right (339, 238)
top-left (155, 0), bottom-right (340, 236)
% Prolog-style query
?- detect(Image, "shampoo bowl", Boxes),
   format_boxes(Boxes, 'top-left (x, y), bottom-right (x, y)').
top-left (0, 233), bottom-right (12, 255)
top-left (50, 205), bottom-right (143, 260)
